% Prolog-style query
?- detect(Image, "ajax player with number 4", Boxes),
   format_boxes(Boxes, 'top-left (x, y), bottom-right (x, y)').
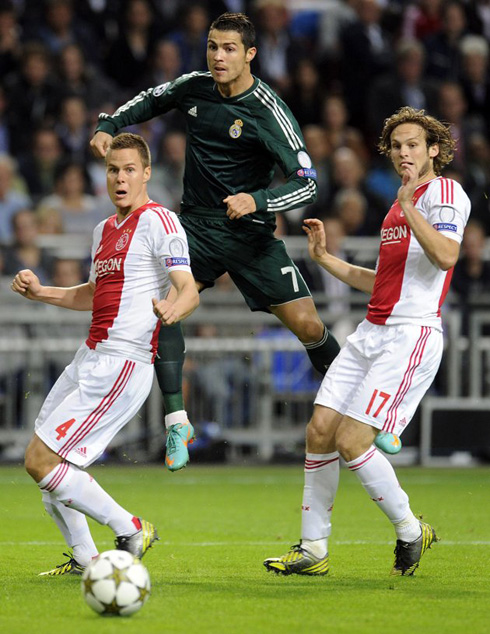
top-left (11, 133), bottom-right (199, 575)
top-left (264, 107), bottom-right (471, 578)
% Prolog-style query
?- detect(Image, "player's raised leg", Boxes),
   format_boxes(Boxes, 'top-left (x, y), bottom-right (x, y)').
top-left (155, 289), bottom-right (201, 472)
top-left (337, 417), bottom-right (438, 576)
top-left (269, 297), bottom-right (340, 375)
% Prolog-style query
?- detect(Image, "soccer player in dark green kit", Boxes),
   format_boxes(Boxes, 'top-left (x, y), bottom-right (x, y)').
top-left (90, 12), bottom-right (340, 471)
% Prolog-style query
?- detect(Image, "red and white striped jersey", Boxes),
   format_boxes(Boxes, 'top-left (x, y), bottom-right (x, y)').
top-left (367, 176), bottom-right (471, 329)
top-left (87, 200), bottom-right (192, 363)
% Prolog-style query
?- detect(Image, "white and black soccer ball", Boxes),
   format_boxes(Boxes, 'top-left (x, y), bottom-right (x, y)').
top-left (81, 550), bottom-right (151, 616)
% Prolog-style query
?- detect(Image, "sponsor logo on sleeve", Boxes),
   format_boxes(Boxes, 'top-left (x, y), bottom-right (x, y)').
top-left (165, 257), bottom-right (189, 267)
top-left (297, 167), bottom-right (317, 179)
top-left (433, 222), bottom-right (458, 232)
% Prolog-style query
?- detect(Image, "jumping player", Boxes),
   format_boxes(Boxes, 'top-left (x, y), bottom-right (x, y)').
top-left (12, 133), bottom-right (199, 575)
top-left (264, 106), bottom-right (471, 577)
top-left (90, 12), bottom-right (341, 472)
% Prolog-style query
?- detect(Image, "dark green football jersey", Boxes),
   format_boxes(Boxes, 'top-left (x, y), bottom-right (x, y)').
top-left (95, 72), bottom-right (318, 224)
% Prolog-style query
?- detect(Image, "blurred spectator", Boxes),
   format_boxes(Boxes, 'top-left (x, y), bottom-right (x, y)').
top-left (283, 58), bottom-right (327, 127)
top-left (31, 0), bottom-right (97, 63)
top-left (253, 0), bottom-right (298, 94)
top-left (328, 146), bottom-right (385, 234)
top-left (332, 187), bottom-right (372, 236)
top-left (153, 130), bottom-right (186, 211)
top-left (367, 38), bottom-right (440, 140)
top-left (338, 0), bottom-right (394, 133)
top-left (51, 256), bottom-right (84, 286)
top-left (451, 219), bottom-right (490, 333)
top-left (4, 41), bottom-right (61, 156)
top-left (437, 80), bottom-right (485, 172)
top-left (365, 154), bottom-right (400, 207)
top-left (55, 95), bottom-right (92, 163)
top-left (139, 38), bottom-right (183, 89)
top-left (465, 0), bottom-right (490, 41)
top-left (301, 124), bottom-right (332, 218)
top-left (36, 160), bottom-right (106, 237)
top-left (465, 132), bottom-right (490, 191)
top-left (0, 85), bottom-right (10, 153)
top-left (17, 127), bottom-right (63, 203)
top-left (402, 0), bottom-right (443, 41)
top-left (423, 0), bottom-right (467, 80)
top-left (464, 133), bottom-right (490, 232)
top-left (317, 0), bottom-right (356, 61)
top-left (2, 208), bottom-right (53, 282)
top-left (0, 0), bottom-right (22, 78)
top-left (0, 153), bottom-right (31, 243)
top-left (166, 3), bottom-right (208, 75)
top-left (321, 94), bottom-right (369, 162)
top-left (459, 34), bottom-right (490, 135)
top-left (55, 43), bottom-right (120, 115)
top-left (104, 0), bottom-right (162, 92)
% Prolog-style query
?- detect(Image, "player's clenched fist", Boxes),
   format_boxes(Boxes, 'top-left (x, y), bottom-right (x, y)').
top-left (152, 297), bottom-right (179, 326)
top-left (224, 192), bottom-right (256, 220)
top-left (89, 131), bottom-right (113, 158)
top-left (11, 269), bottom-right (41, 300)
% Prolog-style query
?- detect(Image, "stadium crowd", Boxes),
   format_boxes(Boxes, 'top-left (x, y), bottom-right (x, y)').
top-left (1, 0), bottom-right (490, 300)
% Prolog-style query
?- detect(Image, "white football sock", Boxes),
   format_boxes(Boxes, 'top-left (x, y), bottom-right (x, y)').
top-left (300, 452), bottom-right (340, 558)
top-left (346, 446), bottom-right (420, 540)
top-left (38, 462), bottom-right (139, 537)
top-left (42, 490), bottom-right (98, 566)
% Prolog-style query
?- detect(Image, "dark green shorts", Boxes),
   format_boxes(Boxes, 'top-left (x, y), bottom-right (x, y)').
top-left (180, 214), bottom-right (311, 312)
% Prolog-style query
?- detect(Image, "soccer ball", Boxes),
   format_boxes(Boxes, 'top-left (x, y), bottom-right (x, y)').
top-left (81, 550), bottom-right (151, 616)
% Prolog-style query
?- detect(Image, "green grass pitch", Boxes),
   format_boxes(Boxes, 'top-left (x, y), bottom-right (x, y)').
top-left (0, 464), bottom-right (489, 633)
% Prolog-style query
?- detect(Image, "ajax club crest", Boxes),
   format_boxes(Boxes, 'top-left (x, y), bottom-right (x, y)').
top-left (229, 119), bottom-right (243, 139)
top-left (115, 231), bottom-right (130, 251)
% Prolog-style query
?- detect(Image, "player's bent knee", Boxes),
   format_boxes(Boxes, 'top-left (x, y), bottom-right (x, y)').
top-left (306, 414), bottom-right (337, 452)
top-left (24, 436), bottom-right (61, 482)
top-left (298, 318), bottom-right (324, 343)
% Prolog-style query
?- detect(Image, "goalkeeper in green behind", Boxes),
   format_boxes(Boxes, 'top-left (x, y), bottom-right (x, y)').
top-left (90, 12), bottom-right (341, 471)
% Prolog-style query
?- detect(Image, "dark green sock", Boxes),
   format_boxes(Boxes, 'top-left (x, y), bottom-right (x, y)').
top-left (304, 326), bottom-right (340, 375)
top-left (154, 322), bottom-right (186, 414)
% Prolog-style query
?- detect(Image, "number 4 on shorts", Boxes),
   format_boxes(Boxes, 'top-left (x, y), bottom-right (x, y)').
top-left (55, 418), bottom-right (76, 440)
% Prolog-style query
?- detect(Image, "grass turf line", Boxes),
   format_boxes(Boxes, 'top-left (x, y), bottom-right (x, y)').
top-left (0, 465), bottom-right (489, 634)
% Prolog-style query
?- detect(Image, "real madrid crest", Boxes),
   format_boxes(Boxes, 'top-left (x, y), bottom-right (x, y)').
top-left (229, 119), bottom-right (243, 139)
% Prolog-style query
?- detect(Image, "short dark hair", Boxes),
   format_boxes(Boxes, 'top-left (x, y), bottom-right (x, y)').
top-left (107, 132), bottom-right (151, 169)
top-left (378, 106), bottom-right (456, 176)
top-left (209, 12), bottom-right (256, 50)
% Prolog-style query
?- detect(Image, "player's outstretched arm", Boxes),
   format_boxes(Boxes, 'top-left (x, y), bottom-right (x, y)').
top-left (153, 270), bottom-right (199, 326)
top-left (303, 219), bottom-right (376, 294)
top-left (89, 131), bottom-right (113, 158)
top-left (11, 269), bottom-right (95, 310)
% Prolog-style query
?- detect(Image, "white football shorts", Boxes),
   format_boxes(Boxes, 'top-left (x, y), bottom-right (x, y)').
top-left (315, 319), bottom-right (443, 436)
top-left (35, 344), bottom-right (154, 467)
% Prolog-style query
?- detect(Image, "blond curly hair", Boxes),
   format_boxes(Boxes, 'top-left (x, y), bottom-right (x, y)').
top-left (378, 106), bottom-right (455, 176)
